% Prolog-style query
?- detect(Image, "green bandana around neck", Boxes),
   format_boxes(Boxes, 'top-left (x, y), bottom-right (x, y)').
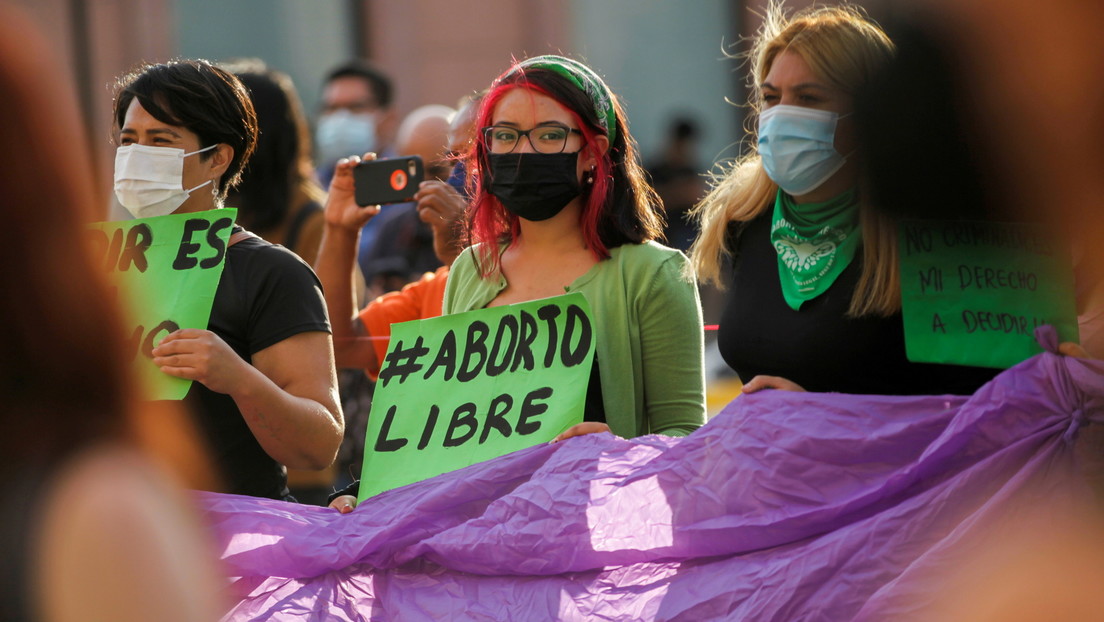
top-left (505, 55), bottom-right (617, 142)
top-left (769, 187), bottom-right (861, 310)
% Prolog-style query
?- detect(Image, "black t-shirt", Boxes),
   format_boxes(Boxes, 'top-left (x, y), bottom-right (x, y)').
top-left (718, 211), bottom-right (998, 395)
top-left (183, 228), bottom-right (330, 499)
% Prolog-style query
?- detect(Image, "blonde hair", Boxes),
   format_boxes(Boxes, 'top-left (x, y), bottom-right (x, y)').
top-left (689, 3), bottom-right (898, 317)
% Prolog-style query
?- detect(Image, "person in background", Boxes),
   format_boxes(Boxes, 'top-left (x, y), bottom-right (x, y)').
top-left (646, 115), bottom-right (707, 253)
top-left (357, 104), bottom-right (457, 294)
top-left (317, 96), bottom-right (478, 504)
top-left (0, 7), bottom-right (223, 619)
top-left (689, 5), bottom-right (997, 395)
top-left (223, 59), bottom-right (327, 263)
top-left (321, 98), bottom-right (478, 377)
top-left (315, 59), bottom-right (396, 188)
top-left (112, 59), bottom-right (344, 500)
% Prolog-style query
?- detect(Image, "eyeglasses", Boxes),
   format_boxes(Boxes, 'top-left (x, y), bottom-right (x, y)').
top-left (482, 123), bottom-right (583, 154)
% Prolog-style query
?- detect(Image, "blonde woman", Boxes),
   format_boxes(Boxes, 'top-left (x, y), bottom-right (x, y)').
top-left (691, 5), bottom-right (996, 395)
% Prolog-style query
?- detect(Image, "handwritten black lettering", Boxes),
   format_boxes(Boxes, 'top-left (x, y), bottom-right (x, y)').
top-left (423, 330), bottom-right (457, 381)
top-left (537, 305), bottom-right (561, 368)
top-left (517, 387), bottom-right (552, 435)
top-left (200, 217), bottom-right (232, 268)
top-left (511, 311), bottom-right (538, 372)
top-left (561, 304), bottom-right (592, 367)
top-left (484, 316), bottom-right (518, 377)
top-left (378, 336), bottom-right (430, 387)
top-left (416, 405), bottom-right (440, 450)
top-left (374, 405), bottom-right (409, 452)
top-left (456, 321), bottom-right (490, 382)
top-left (903, 224), bottom-right (932, 256)
top-left (443, 402), bottom-right (478, 447)
top-left (931, 313), bottom-right (946, 334)
top-left (173, 218), bottom-right (208, 270)
top-left (478, 394), bottom-right (514, 444)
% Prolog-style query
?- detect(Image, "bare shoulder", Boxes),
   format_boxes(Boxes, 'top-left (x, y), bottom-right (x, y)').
top-left (35, 446), bottom-right (225, 622)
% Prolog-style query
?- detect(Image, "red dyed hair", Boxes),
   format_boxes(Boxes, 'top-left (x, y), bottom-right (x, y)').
top-left (462, 61), bottom-right (662, 277)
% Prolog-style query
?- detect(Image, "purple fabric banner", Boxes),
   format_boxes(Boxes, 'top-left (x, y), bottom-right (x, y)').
top-left (201, 339), bottom-right (1104, 621)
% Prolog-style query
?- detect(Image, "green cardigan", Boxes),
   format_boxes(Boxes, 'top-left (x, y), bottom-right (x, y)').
top-left (443, 241), bottom-right (706, 438)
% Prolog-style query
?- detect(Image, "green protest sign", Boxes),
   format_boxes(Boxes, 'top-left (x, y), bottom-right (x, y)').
top-left (358, 292), bottom-right (594, 501)
top-left (87, 209), bottom-right (236, 400)
top-left (898, 219), bottom-right (1078, 368)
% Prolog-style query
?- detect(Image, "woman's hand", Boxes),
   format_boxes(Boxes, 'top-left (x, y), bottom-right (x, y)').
top-left (551, 422), bottom-right (611, 443)
top-left (324, 153), bottom-right (380, 232)
top-left (151, 329), bottom-right (250, 395)
top-left (414, 180), bottom-right (466, 265)
top-left (741, 375), bottom-right (807, 394)
top-left (328, 495), bottom-right (357, 514)
top-left (1059, 342), bottom-right (1093, 359)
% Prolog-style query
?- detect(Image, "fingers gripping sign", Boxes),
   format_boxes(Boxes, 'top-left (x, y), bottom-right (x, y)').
top-left (87, 210), bottom-right (237, 400)
top-left (152, 328), bottom-right (250, 395)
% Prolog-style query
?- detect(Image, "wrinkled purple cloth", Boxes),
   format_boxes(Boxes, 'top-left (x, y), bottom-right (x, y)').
top-left (201, 341), bottom-right (1104, 621)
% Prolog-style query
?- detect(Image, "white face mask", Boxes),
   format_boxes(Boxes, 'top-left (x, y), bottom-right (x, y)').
top-left (315, 109), bottom-right (377, 167)
top-left (114, 143), bottom-right (216, 219)
top-left (758, 105), bottom-right (849, 196)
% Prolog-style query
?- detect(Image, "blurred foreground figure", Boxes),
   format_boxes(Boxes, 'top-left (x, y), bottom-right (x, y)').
top-left (0, 7), bottom-right (223, 621)
top-left (859, 2), bottom-right (1104, 618)
top-left (934, 0), bottom-right (1104, 358)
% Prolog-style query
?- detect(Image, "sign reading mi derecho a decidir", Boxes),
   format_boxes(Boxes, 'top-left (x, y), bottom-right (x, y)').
top-left (898, 219), bottom-right (1078, 369)
top-left (358, 293), bottom-right (594, 502)
top-left (88, 209), bottom-right (236, 400)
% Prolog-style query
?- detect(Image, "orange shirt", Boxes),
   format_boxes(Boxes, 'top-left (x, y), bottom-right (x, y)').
top-left (358, 266), bottom-right (449, 378)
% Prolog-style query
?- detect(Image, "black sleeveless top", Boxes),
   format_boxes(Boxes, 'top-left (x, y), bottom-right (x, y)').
top-left (719, 211), bottom-right (999, 395)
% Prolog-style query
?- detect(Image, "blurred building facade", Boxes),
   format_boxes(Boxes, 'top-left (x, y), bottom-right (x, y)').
top-left (10, 0), bottom-right (891, 220)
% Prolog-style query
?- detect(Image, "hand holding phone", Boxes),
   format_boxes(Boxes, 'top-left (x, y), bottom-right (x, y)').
top-left (353, 156), bottom-right (424, 206)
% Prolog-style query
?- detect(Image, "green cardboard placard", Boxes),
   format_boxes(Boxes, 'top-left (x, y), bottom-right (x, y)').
top-left (898, 219), bottom-right (1078, 369)
top-left (358, 292), bottom-right (595, 501)
top-left (87, 209), bottom-right (236, 400)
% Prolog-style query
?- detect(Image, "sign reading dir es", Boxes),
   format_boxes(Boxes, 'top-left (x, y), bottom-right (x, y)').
top-left (88, 209), bottom-right (236, 400)
top-left (898, 219), bottom-right (1078, 369)
top-left (358, 293), bottom-right (594, 502)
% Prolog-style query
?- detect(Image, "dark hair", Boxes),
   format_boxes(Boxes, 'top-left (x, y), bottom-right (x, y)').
top-left (855, 17), bottom-right (1002, 222)
top-left (112, 59), bottom-right (258, 199)
top-left (466, 63), bottom-right (664, 276)
top-left (323, 59), bottom-right (394, 109)
top-left (222, 60), bottom-right (319, 233)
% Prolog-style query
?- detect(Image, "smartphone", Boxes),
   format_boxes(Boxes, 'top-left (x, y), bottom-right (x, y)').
top-left (353, 156), bottom-right (424, 206)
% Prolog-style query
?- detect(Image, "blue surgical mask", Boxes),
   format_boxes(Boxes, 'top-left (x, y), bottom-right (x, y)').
top-left (758, 105), bottom-right (849, 196)
top-left (315, 109), bottom-right (377, 167)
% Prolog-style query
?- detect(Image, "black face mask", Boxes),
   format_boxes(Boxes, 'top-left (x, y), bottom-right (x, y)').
top-left (487, 152), bottom-right (581, 222)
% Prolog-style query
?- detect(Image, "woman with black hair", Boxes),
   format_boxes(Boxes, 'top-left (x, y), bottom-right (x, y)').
top-left (223, 59), bottom-right (327, 263)
top-left (112, 59), bottom-right (343, 500)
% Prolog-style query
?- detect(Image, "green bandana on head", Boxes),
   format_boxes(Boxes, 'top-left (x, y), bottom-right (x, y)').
top-left (769, 187), bottom-right (861, 310)
top-left (504, 55), bottom-right (617, 143)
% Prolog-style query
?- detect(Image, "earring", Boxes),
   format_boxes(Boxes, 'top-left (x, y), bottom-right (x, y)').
top-left (584, 166), bottom-right (596, 185)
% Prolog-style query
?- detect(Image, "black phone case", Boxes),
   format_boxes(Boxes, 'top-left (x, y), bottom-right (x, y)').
top-left (353, 156), bottom-right (424, 206)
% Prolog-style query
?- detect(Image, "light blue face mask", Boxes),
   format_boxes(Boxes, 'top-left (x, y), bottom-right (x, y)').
top-left (315, 109), bottom-right (377, 167)
top-left (757, 104), bottom-right (849, 196)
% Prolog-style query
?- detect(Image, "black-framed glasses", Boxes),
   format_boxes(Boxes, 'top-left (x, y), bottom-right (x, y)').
top-left (482, 123), bottom-right (583, 154)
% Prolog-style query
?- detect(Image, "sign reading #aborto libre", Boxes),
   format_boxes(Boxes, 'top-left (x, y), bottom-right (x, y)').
top-left (898, 219), bottom-right (1078, 369)
top-left (87, 209), bottom-right (236, 400)
top-left (358, 292), bottom-right (594, 502)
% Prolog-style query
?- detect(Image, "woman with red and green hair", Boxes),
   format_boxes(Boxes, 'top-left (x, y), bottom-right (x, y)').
top-left (444, 55), bottom-right (706, 441)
